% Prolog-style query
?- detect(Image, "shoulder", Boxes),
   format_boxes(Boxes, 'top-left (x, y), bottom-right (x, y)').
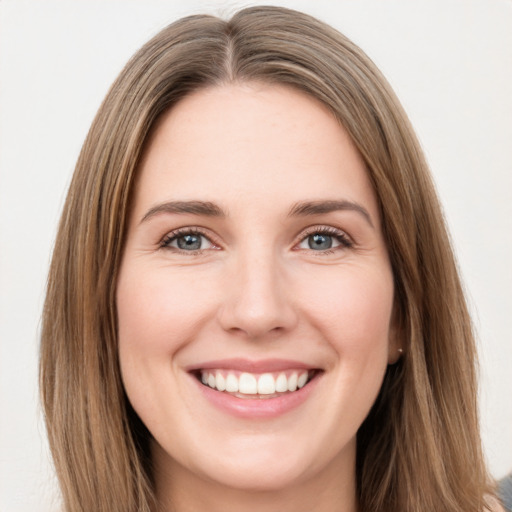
top-left (497, 472), bottom-right (512, 511)
top-left (486, 495), bottom-right (507, 512)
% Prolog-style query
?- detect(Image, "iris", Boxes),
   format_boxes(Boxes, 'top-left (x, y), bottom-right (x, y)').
top-left (177, 234), bottom-right (202, 250)
top-left (308, 233), bottom-right (333, 250)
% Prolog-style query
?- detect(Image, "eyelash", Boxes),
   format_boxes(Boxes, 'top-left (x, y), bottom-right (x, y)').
top-left (296, 226), bottom-right (354, 254)
top-left (159, 225), bottom-right (354, 255)
top-left (160, 227), bottom-right (216, 255)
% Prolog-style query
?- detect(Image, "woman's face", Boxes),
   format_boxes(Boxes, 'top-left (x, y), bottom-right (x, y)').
top-left (117, 83), bottom-right (398, 496)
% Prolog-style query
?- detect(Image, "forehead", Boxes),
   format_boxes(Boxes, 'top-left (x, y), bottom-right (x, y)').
top-left (133, 83), bottom-right (378, 221)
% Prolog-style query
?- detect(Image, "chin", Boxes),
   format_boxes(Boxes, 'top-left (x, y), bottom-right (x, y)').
top-left (152, 433), bottom-right (317, 492)
top-left (198, 455), bottom-right (312, 493)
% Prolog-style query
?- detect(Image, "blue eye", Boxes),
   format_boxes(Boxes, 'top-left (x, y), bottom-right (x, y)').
top-left (177, 234), bottom-right (202, 250)
top-left (161, 231), bottom-right (215, 252)
top-left (307, 233), bottom-right (333, 250)
top-left (297, 228), bottom-right (352, 252)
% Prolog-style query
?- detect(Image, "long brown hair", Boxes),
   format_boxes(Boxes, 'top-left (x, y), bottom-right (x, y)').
top-left (40, 6), bottom-right (493, 511)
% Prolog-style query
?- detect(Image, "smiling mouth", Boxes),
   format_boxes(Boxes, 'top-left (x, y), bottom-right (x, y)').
top-left (194, 369), bottom-right (320, 399)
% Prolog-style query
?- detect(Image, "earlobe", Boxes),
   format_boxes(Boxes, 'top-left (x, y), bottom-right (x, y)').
top-left (387, 307), bottom-right (405, 364)
top-left (387, 342), bottom-right (403, 365)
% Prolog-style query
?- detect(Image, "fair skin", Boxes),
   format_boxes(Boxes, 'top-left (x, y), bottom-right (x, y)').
top-left (116, 83), bottom-right (399, 512)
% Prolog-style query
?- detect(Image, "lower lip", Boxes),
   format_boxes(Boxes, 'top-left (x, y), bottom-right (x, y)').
top-left (192, 373), bottom-right (321, 419)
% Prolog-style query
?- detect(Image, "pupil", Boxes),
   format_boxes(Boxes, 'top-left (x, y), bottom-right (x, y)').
top-left (308, 233), bottom-right (332, 250)
top-left (177, 234), bottom-right (201, 250)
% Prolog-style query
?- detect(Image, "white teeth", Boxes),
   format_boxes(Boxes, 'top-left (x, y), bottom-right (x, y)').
top-left (239, 372), bottom-right (258, 394)
top-left (199, 370), bottom-right (312, 396)
top-left (257, 373), bottom-right (275, 394)
top-left (297, 372), bottom-right (308, 389)
top-left (216, 372), bottom-right (226, 391)
top-left (225, 373), bottom-right (238, 392)
top-left (287, 372), bottom-right (298, 392)
top-left (275, 373), bottom-right (288, 392)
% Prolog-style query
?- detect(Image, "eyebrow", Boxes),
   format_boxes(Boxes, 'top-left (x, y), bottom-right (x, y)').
top-left (287, 200), bottom-right (374, 228)
top-left (140, 198), bottom-right (374, 227)
top-left (140, 200), bottom-right (226, 223)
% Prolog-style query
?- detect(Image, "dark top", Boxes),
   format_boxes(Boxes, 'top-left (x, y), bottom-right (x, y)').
top-left (498, 472), bottom-right (512, 511)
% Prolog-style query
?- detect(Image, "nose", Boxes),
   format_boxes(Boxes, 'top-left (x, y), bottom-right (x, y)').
top-left (217, 249), bottom-right (298, 340)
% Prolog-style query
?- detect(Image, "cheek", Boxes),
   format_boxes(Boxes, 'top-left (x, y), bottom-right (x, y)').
top-left (302, 266), bottom-right (394, 349)
top-left (294, 263), bottom-right (395, 401)
top-left (116, 265), bottom-right (216, 356)
top-left (116, 264), bottom-right (220, 429)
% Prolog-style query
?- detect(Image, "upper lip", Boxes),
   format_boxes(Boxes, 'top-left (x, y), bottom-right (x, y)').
top-left (186, 358), bottom-right (319, 373)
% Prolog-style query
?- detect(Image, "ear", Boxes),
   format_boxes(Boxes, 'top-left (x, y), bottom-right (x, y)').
top-left (387, 303), bottom-right (404, 365)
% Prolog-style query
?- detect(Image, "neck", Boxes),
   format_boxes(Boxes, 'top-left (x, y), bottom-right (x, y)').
top-left (153, 441), bottom-right (358, 512)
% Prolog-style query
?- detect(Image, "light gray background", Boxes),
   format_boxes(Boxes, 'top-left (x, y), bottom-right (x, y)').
top-left (1, 1), bottom-right (511, 510)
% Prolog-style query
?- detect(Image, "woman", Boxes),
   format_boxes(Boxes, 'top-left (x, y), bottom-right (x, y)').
top-left (40, 6), bottom-right (502, 512)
